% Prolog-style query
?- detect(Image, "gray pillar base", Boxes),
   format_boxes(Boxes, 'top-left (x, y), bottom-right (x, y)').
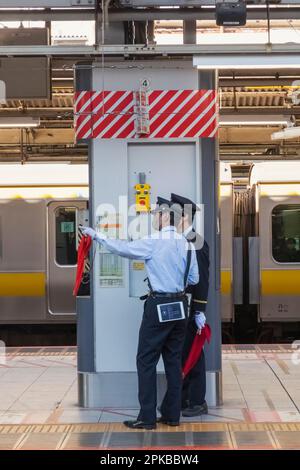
top-left (78, 370), bottom-right (222, 409)
top-left (206, 371), bottom-right (223, 407)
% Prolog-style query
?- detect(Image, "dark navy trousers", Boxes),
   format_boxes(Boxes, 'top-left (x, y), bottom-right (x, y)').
top-left (137, 296), bottom-right (187, 425)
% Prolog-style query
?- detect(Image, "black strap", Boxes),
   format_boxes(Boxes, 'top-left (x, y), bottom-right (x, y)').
top-left (144, 242), bottom-right (192, 294)
top-left (183, 242), bottom-right (192, 288)
top-left (144, 276), bottom-right (153, 293)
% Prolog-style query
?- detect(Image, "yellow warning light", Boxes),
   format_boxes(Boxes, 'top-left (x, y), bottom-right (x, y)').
top-left (135, 183), bottom-right (151, 213)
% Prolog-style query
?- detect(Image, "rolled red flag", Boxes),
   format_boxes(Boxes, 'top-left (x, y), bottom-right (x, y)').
top-left (182, 323), bottom-right (211, 379)
top-left (73, 235), bottom-right (92, 296)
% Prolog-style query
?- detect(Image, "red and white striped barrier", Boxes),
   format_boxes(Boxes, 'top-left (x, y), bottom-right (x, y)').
top-left (74, 89), bottom-right (218, 140)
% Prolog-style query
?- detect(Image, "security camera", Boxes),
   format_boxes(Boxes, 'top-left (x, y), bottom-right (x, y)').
top-left (215, 1), bottom-right (247, 27)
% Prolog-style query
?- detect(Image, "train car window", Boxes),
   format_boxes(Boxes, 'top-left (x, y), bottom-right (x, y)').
top-left (55, 207), bottom-right (77, 266)
top-left (272, 205), bottom-right (300, 263)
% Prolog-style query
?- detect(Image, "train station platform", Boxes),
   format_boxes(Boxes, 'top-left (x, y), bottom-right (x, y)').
top-left (0, 345), bottom-right (300, 450)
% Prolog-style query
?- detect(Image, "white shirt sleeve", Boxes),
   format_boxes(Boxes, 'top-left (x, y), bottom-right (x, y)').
top-left (94, 233), bottom-right (153, 260)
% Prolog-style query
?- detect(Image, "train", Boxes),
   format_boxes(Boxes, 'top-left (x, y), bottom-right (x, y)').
top-left (220, 161), bottom-right (300, 342)
top-left (0, 161), bottom-right (299, 344)
top-left (0, 164), bottom-right (88, 344)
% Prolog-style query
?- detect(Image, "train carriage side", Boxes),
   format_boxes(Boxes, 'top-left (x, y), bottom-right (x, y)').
top-left (0, 196), bottom-right (46, 324)
top-left (257, 182), bottom-right (300, 322)
top-left (0, 184), bottom-right (88, 325)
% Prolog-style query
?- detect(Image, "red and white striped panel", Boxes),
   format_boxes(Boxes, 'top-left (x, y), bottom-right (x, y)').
top-left (74, 89), bottom-right (218, 140)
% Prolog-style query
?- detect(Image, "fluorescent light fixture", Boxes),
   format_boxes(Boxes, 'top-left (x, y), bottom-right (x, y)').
top-left (220, 114), bottom-right (290, 126)
top-left (271, 127), bottom-right (300, 140)
top-left (193, 54), bottom-right (300, 70)
top-left (0, 117), bottom-right (40, 128)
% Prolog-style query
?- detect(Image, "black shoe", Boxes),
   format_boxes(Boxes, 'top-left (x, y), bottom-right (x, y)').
top-left (123, 419), bottom-right (156, 430)
top-left (157, 417), bottom-right (180, 427)
top-left (181, 400), bottom-right (189, 411)
top-left (182, 401), bottom-right (208, 417)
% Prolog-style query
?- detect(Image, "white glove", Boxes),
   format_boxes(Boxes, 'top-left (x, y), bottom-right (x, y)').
top-left (195, 312), bottom-right (206, 331)
top-left (82, 227), bottom-right (97, 240)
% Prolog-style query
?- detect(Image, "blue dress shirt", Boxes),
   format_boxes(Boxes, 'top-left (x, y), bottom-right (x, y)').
top-left (94, 225), bottom-right (199, 293)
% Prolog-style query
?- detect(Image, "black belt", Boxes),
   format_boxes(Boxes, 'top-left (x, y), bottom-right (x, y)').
top-left (150, 291), bottom-right (186, 299)
top-left (140, 290), bottom-right (187, 301)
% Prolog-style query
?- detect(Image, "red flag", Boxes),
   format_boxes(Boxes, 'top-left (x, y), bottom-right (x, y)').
top-left (182, 324), bottom-right (211, 379)
top-left (73, 235), bottom-right (92, 296)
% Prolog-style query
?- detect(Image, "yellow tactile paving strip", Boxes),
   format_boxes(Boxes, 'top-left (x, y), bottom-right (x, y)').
top-left (4, 345), bottom-right (295, 357)
top-left (1, 422), bottom-right (300, 434)
top-left (5, 347), bottom-right (77, 357)
top-left (1, 422), bottom-right (300, 450)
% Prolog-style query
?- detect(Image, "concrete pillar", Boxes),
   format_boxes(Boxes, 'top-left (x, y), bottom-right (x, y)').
top-left (199, 69), bottom-right (223, 406)
top-left (74, 64), bottom-right (96, 407)
top-left (183, 20), bottom-right (197, 45)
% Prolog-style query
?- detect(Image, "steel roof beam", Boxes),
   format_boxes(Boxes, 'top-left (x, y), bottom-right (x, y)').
top-left (0, 8), bottom-right (95, 21)
top-left (0, 0), bottom-right (95, 6)
top-left (220, 154), bottom-right (300, 160)
top-left (219, 78), bottom-right (300, 86)
top-left (3, 7), bottom-right (300, 21)
top-left (0, 43), bottom-right (300, 56)
top-left (0, 109), bottom-right (73, 117)
top-left (220, 108), bottom-right (300, 115)
top-left (1, 0), bottom-right (300, 6)
top-left (118, 0), bottom-right (300, 5)
top-left (1, 108), bottom-right (299, 117)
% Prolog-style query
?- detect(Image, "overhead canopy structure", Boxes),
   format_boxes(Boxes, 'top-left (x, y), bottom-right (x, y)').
top-left (196, 55), bottom-right (300, 69)
top-left (1, 2), bottom-right (300, 162)
top-left (2, 0), bottom-right (300, 22)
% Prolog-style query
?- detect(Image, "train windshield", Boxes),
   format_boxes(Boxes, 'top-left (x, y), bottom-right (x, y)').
top-left (55, 207), bottom-right (77, 266)
top-left (272, 204), bottom-right (300, 263)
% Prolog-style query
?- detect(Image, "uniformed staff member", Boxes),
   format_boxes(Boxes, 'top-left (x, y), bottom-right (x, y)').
top-left (171, 193), bottom-right (210, 417)
top-left (82, 197), bottom-right (199, 430)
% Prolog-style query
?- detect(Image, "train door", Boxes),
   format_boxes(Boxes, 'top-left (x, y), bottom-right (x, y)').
top-left (258, 183), bottom-right (300, 322)
top-left (47, 200), bottom-right (87, 315)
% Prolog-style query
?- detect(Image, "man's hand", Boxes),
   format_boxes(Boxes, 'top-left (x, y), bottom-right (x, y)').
top-left (82, 227), bottom-right (97, 240)
top-left (194, 312), bottom-right (206, 335)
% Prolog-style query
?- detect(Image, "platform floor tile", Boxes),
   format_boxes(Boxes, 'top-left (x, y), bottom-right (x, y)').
top-left (62, 432), bottom-right (105, 450)
top-left (0, 422), bottom-right (299, 450)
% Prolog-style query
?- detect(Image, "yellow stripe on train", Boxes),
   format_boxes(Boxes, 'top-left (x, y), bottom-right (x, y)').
top-left (221, 270), bottom-right (231, 295)
top-left (0, 273), bottom-right (46, 297)
top-left (261, 270), bottom-right (300, 295)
